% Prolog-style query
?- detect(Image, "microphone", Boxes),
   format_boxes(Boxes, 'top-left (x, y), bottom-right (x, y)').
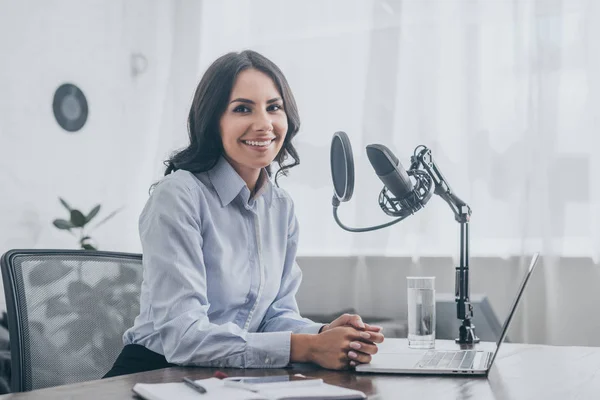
top-left (365, 144), bottom-right (413, 200)
top-left (329, 132), bottom-right (413, 232)
top-left (366, 144), bottom-right (434, 218)
top-left (330, 131), bottom-right (478, 344)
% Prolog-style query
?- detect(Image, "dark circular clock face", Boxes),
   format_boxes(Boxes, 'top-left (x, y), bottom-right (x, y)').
top-left (53, 83), bottom-right (88, 132)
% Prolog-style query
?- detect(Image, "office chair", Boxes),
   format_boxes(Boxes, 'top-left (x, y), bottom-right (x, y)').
top-left (0, 249), bottom-right (143, 392)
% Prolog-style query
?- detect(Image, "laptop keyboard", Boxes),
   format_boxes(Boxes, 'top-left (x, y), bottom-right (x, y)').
top-left (418, 350), bottom-right (477, 369)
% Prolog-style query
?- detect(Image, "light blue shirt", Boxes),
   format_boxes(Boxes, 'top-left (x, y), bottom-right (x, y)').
top-left (123, 156), bottom-right (322, 368)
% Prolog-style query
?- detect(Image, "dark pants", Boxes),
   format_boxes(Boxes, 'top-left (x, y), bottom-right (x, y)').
top-left (103, 344), bottom-right (176, 378)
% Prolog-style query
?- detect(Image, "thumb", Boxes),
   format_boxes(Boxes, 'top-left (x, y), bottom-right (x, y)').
top-left (347, 314), bottom-right (365, 329)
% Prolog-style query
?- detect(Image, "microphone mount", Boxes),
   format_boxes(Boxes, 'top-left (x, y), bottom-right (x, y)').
top-left (378, 168), bottom-right (434, 218)
top-left (409, 146), bottom-right (479, 345)
top-left (329, 132), bottom-right (479, 345)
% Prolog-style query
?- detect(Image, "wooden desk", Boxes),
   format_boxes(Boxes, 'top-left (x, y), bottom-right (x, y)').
top-left (1, 339), bottom-right (600, 399)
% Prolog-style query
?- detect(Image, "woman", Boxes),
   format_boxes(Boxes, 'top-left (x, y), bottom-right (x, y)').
top-left (104, 50), bottom-right (384, 378)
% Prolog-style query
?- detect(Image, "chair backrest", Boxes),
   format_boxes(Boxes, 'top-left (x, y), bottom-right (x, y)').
top-left (0, 249), bottom-right (143, 392)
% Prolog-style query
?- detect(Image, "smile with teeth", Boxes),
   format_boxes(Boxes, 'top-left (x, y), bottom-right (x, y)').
top-left (242, 139), bottom-right (275, 147)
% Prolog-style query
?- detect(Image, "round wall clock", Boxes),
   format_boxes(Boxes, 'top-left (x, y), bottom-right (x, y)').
top-left (52, 83), bottom-right (88, 132)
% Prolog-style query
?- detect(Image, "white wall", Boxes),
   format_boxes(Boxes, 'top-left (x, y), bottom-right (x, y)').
top-left (1, 0), bottom-right (145, 254)
top-left (0, 0), bottom-right (204, 309)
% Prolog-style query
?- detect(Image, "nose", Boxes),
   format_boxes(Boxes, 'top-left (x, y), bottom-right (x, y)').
top-left (252, 109), bottom-right (273, 132)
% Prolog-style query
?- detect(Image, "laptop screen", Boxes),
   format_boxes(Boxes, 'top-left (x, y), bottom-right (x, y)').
top-left (487, 252), bottom-right (540, 369)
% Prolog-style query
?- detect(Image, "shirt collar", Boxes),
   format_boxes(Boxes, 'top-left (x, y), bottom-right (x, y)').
top-left (207, 156), bottom-right (273, 208)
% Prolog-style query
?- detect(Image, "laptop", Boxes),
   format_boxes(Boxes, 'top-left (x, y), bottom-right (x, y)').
top-left (356, 252), bottom-right (540, 376)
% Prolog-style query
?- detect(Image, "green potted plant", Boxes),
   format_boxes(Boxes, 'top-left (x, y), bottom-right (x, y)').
top-left (52, 197), bottom-right (121, 250)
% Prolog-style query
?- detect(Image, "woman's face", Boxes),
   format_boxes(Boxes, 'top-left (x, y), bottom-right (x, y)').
top-left (219, 68), bottom-right (288, 177)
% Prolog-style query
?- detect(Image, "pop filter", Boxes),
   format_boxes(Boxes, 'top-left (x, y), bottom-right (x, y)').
top-left (330, 131), bottom-right (411, 232)
top-left (330, 131), bottom-right (355, 203)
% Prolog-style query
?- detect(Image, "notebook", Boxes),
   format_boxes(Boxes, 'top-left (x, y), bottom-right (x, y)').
top-left (132, 377), bottom-right (366, 400)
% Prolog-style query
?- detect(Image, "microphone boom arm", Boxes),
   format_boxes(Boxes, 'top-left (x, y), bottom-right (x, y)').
top-left (411, 147), bottom-right (479, 345)
top-left (411, 147), bottom-right (471, 223)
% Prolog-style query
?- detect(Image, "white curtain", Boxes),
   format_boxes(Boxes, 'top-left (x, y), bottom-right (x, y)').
top-left (194, 0), bottom-right (600, 345)
top-left (2, 0), bottom-right (599, 344)
top-left (246, 0), bottom-right (597, 263)
top-left (187, 0), bottom-right (599, 262)
top-left (5, 0), bottom-right (595, 261)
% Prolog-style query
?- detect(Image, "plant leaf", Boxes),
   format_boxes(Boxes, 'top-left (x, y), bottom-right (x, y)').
top-left (119, 264), bottom-right (139, 284)
top-left (67, 281), bottom-right (94, 307)
top-left (93, 307), bottom-right (125, 337)
top-left (46, 295), bottom-right (73, 317)
top-left (92, 343), bottom-right (116, 371)
top-left (59, 197), bottom-right (72, 212)
top-left (93, 278), bottom-right (114, 296)
top-left (30, 321), bottom-right (45, 335)
top-left (80, 236), bottom-right (97, 250)
top-left (86, 205), bottom-right (101, 223)
top-left (61, 318), bottom-right (96, 351)
top-left (90, 207), bottom-right (123, 230)
top-left (112, 292), bottom-right (140, 321)
top-left (29, 261), bottom-right (72, 286)
top-left (53, 219), bottom-right (74, 230)
top-left (70, 210), bottom-right (87, 227)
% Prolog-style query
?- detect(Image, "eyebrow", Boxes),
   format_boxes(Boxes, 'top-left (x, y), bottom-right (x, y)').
top-left (230, 97), bottom-right (282, 105)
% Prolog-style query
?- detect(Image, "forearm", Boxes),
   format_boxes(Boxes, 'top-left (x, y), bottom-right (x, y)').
top-left (260, 314), bottom-right (324, 335)
top-left (154, 314), bottom-right (293, 368)
top-left (290, 333), bottom-right (315, 363)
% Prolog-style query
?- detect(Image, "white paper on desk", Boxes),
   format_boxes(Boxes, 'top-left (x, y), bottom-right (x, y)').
top-left (133, 378), bottom-right (263, 400)
top-left (132, 377), bottom-right (366, 400)
top-left (259, 383), bottom-right (366, 399)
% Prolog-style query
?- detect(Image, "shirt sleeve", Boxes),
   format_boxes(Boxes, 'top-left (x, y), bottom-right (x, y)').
top-left (140, 177), bottom-right (293, 368)
top-left (258, 200), bottom-right (324, 336)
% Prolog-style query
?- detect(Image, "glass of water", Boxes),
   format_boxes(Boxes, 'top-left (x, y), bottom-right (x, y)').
top-left (407, 277), bottom-right (436, 349)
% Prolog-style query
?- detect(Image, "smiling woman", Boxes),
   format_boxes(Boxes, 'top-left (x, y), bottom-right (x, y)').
top-left (219, 69), bottom-right (289, 193)
top-left (102, 50), bottom-right (384, 378)
top-left (162, 50), bottom-right (302, 186)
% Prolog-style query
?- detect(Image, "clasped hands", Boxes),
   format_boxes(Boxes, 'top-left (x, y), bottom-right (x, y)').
top-left (316, 313), bottom-right (384, 370)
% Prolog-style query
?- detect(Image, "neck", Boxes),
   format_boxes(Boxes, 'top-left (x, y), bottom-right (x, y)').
top-left (226, 157), bottom-right (262, 193)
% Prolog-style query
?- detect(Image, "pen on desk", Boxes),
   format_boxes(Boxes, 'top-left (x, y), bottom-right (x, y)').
top-left (183, 377), bottom-right (207, 394)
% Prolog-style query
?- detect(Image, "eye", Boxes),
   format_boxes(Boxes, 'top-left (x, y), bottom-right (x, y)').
top-left (233, 105), bottom-right (251, 113)
top-left (268, 104), bottom-right (284, 112)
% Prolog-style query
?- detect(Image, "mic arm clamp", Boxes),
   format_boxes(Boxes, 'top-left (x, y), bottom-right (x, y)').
top-left (411, 147), bottom-right (479, 345)
top-left (411, 148), bottom-right (471, 223)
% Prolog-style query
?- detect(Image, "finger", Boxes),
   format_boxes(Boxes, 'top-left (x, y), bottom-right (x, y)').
top-left (349, 341), bottom-right (378, 355)
top-left (346, 314), bottom-right (365, 329)
top-left (355, 330), bottom-right (385, 344)
top-left (348, 350), bottom-right (372, 364)
top-left (338, 313), bottom-right (352, 323)
top-left (363, 323), bottom-right (382, 332)
top-left (349, 361), bottom-right (357, 368)
top-left (329, 313), bottom-right (352, 328)
top-left (367, 331), bottom-right (385, 343)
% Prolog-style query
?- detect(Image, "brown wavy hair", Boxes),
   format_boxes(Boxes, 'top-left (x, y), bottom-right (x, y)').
top-left (163, 50), bottom-right (300, 186)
